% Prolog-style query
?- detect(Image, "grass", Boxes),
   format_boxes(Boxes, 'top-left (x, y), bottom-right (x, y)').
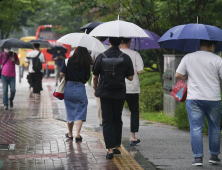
top-left (141, 111), bottom-right (177, 126)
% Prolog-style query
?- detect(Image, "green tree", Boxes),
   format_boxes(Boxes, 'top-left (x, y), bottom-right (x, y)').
top-left (64, 0), bottom-right (222, 75)
top-left (0, 0), bottom-right (40, 38)
top-left (28, 0), bottom-right (92, 35)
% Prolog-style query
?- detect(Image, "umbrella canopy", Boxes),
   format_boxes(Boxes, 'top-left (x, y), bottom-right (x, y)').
top-left (29, 39), bottom-right (52, 48)
top-left (158, 23), bottom-right (222, 52)
top-left (104, 29), bottom-right (160, 50)
top-left (47, 45), bottom-right (68, 54)
top-left (80, 22), bottom-right (104, 34)
top-left (130, 30), bottom-right (160, 50)
top-left (57, 33), bottom-right (106, 53)
top-left (89, 17), bottom-right (149, 38)
top-left (0, 38), bottom-right (33, 49)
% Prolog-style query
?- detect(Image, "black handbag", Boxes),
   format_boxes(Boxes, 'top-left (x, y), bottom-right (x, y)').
top-left (0, 55), bottom-right (11, 79)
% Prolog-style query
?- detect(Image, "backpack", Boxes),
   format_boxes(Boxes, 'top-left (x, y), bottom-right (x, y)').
top-left (32, 52), bottom-right (42, 72)
top-left (102, 52), bottom-right (125, 89)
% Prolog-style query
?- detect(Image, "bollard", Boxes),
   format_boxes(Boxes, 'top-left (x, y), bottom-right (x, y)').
top-left (19, 66), bottom-right (21, 83)
top-left (46, 63), bottom-right (49, 79)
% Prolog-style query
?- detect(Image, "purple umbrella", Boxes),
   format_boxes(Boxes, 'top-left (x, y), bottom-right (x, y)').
top-left (104, 29), bottom-right (161, 50)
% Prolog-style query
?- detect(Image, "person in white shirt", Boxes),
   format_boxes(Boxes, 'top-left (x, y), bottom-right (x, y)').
top-left (69, 46), bottom-right (77, 58)
top-left (91, 37), bottom-right (109, 126)
top-left (120, 38), bottom-right (144, 146)
top-left (25, 43), bottom-right (46, 98)
top-left (176, 40), bottom-right (222, 166)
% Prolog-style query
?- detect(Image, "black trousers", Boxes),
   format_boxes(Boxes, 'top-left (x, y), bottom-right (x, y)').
top-left (100, 98), bottom-right (125, 149)
top-left (125, 93), bottom-right (139, 132)
top-left (29, 72), bottom-right (42, 94)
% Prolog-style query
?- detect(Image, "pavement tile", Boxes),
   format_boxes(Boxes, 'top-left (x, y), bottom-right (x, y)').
top-left (0, 78), bottom-right (141, 170)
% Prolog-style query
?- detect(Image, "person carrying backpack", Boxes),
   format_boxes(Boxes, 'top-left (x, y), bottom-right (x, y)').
top-left (92, 37), bottom-right (134, 159)
top-left (25, 43), bottom-right (45, 98)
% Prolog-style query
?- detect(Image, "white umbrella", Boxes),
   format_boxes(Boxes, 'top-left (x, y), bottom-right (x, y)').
top-left (57, 33), bottom-right (106, 53)
top-left (89, 16), bottom-right (149, 38)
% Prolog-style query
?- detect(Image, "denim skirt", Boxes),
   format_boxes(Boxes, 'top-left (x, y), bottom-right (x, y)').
top-left (64, 81), bottom-right (88, 122)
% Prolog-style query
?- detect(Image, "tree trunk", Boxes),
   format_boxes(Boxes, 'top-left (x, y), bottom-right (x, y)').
top-left (155, 50), bottom-right (164, 84)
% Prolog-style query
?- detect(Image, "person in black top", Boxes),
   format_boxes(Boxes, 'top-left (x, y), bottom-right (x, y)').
top-left (93, 37), bottom-right (134, 159)
top-left (60, 46), bottom-right (92, 141)
top-left (52, 49), bottom-right (66, 86)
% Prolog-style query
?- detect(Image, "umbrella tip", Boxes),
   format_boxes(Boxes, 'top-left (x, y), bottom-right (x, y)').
top-left (197, 16), bottom-right (198, 24)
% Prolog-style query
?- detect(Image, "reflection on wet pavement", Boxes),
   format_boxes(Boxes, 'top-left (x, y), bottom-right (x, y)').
top-left (121, 138), bottom-right (156, 170)
top-left (0, 80), bottom-right (119, 170)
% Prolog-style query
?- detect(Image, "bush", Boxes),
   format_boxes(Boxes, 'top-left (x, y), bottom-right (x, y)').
top-left (139, 82), bottom-right (163, 112)
top-left (175, 102), bottom-right (189, 130)
top-left (175, 101), bottom-right (221, 134)
top-left (139, 72), bottom-right (161, 87)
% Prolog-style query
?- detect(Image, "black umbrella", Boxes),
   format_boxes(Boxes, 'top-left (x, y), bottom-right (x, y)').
top-left (80, 22), bottom-right (104, 34)
top-left (0, 38), bottom-right (33, 49)
top-left (28, 39), bottom-right (52, 48)
top-left (46, 45), bottom-right (68, 54)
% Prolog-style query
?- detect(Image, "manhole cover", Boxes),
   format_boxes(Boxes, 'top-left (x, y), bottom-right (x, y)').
top-left (0, 144), bottom-right (15, 150)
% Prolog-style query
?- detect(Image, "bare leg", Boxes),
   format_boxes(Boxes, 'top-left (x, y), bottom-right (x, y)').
top-left (108, 148), bottom-right (113, 153)
top-left (67, 122), bottom-right (74, 137)
top-left (29, 87), bottom-right (33, 97)
top-left (108, 145), bottom-right (119, 153)
top-left (131, 132), bottom-right (139, 141)
top-left (75, 120), bottom-right (83, 138)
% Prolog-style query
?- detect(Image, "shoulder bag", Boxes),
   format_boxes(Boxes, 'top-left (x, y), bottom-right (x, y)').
top-left (53, 59), bottom-right (68, 100)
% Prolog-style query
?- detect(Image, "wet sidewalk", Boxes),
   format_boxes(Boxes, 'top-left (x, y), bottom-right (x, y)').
top-left (2, 71), bottom-right (222, 170)
top-left (0, 73), bottom-right (145, 170)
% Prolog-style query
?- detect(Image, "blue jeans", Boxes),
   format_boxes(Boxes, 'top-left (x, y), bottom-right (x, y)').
top-left (186, 100), bottom-right (221, 158)
top-left (1, 75), bottom-right (16, 106)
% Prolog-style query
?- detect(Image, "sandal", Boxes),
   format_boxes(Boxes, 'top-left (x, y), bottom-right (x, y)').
top-left (65, 133), bottom-right (73, 140)
top-left (130, 139), bottom-right (140, 146)
top-left (75, 135), bottom-right (83, 141)
top-left (113, 149), bottom-right (121, 154)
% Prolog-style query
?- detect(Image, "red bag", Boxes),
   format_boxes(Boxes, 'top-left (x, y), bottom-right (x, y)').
top-left (170, 80), bottom-right (187, 102)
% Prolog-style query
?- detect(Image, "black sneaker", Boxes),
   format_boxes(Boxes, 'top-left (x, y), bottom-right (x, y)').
top-left (9, 100), bottom-right (13, 108)
top-left (113, 149), bottom-right (121, 154)
top-left (106, 153), bottom-right (114, 159)
top-left (209, 155), bottom-right (221, 164)
top-left (4, 105), bottom-right (8, 110)
top-left (192, 157), bottom-right (203, 166)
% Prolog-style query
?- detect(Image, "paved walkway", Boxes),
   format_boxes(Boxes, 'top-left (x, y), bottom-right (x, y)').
top-left (0, 71), bottom-right (144, 170)
top-left (1, 69), bottom-right (222, 170)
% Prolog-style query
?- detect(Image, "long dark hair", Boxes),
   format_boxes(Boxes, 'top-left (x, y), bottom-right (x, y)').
top-left (70, 46), bottom-right (92, 69)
